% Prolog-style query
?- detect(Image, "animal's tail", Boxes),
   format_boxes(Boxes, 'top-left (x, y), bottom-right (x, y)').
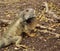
top-left (0, 39), bottom-right (5, 48)
top-left (0, 38), bottom-right (10, 48)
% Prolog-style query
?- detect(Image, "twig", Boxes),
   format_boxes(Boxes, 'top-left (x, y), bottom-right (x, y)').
top-left (43, 2), bottom-right (60, 19)
top-left (38, 29), bottom-right (60, 38)
top-left (0, 19), bottom-right (13, 24)
top-left (36, 24), bottom-right (56, 31)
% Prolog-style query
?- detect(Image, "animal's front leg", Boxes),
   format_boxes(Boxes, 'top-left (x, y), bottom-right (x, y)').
top-left (13, 36), bottom-right (28, 48)
top-left (24, 25), bottom-right (36, 37)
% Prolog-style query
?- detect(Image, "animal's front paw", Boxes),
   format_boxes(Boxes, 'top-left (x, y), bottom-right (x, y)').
top-left (27, 33), bottom-right (37, 37)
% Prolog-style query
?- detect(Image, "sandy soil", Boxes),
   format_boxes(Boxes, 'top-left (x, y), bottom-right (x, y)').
top-left (0, 0), bottom-right (60, 51)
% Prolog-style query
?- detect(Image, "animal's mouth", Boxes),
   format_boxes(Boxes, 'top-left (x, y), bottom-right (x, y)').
top-left (25, 17), bottom-right (35, 24)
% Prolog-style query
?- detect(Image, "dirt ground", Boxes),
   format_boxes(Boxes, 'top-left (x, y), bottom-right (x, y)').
top-left (0, 0), bottom-right (60, 51)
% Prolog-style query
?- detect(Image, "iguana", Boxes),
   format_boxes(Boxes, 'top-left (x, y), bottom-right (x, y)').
top-left (0, 8), bottom-right (37, 48)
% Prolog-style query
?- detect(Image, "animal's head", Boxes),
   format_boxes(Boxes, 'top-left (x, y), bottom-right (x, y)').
top-left (19, 8), bottom-right (36, 23)
top-left (22, 8), bottom-right (38, 31)
top-left (23, 8), bottom-right (36, 20)
top-left (19, 8), bottom-right (37, 28)
top-left (22, 8), bottom-right (37, 24)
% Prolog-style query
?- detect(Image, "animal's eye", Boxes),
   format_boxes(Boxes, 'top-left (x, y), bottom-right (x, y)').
top-left (26, 10), bottom-right (29, 12)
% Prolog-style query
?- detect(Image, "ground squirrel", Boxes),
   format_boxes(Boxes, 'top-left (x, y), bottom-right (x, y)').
top-left (0, 8), bottom-right (37, 48)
